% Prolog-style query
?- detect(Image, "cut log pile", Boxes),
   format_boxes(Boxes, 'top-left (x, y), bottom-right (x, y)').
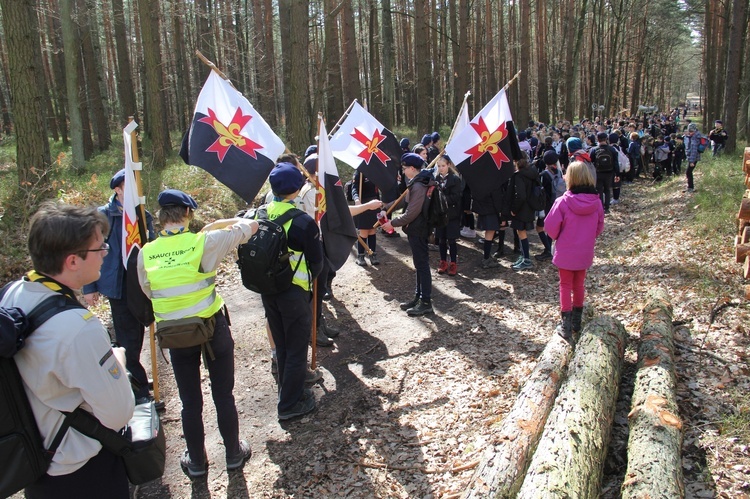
top-left (462, 291), bottom-right (684, 498)
top-left (737, 147), bottom-right (750, 298)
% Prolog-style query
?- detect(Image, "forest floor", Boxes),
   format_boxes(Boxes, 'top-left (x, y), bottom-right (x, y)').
top-left (108, 168), bottom-right (750, 498)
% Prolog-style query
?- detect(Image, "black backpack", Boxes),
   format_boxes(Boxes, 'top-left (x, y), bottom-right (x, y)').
top-left (0, 285), bottom-right (84, 497)
top-left (237, 208), bottom-right (306, 294)
top-left (527, 177), bottom-right (547, 211)
top-left (594, 147), bottom-right (615, 173)
top-left (424, 184), bottom-right (449, 229)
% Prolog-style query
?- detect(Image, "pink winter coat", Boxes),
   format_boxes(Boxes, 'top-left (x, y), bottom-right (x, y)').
top-left (544, 188), bottom-right (604, 271)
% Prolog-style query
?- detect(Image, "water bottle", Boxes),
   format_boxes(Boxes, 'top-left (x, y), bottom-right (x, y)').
top-left (377, 210), bottom-right (394, 234)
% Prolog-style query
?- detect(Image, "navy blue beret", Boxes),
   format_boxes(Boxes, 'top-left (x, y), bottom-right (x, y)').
top-left (303, 154), bottom-right (318, 175)
top-left (304, 145), bottom-right (317, 158)
top-left (543, 150), bottom-right (559, 165)
top-left (400, 138), bottom-right (410, 149)
top-left (270, 162), bottom-right (305, 195)
top-left (401, 153), bottom-right (425, 169)
top-left (110, 169), bottom-right (125, 189)
top-left (597, 131), bottom-right (609, 142)
top-left (421, 134), bottom-right (432, 146)
top-left (157, 189), bottom-right (198, 209)
top-left (431, 131), bottom-right (440, 142)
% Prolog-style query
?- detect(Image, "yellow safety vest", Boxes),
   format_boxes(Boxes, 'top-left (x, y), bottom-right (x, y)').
top-left (267, 201), bottom-right (311, 291)
top-left (141, 231), bottom-right (223, 322)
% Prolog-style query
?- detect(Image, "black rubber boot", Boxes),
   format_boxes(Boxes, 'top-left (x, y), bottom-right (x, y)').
top-left (556, 311), bottom-right (573, 340)
top-left (571, 307), bottom-right (584, 333)
top-left (400, 295), bottom-right (420, 311)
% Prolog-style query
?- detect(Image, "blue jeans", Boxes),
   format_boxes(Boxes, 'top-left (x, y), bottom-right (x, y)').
top-left (109, 294), bottom-right (148, 398)
top-left (262, 286), bottom-right (312, 414)
top-left (408, 233), bottom-right (431, 301)
top-left (169, 312), bottom-right (240, 464)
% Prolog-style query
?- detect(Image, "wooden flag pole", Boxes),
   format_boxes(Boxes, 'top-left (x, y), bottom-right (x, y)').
top-left (128, 117), bottom-right (161, 406)
top-left (196, 49), bottom-right (229, 81)
top-left (502, 70), bottom-right (522, 92)
top-left (310, 115), bottom-right (324, 369)
top-left (327, 99), bottom-right (359, 139)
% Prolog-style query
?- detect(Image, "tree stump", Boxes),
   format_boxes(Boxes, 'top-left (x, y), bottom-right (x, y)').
top-left (516, 316), bottom-right (627, 499)
top-left (743, 147), bottom-right (750, 174)
top-left (463, 305), bottom-right (596, 499)
top-left (737, 198), bottom-right (750, 221)
top-left (621, 288), bottom-right (684, 499)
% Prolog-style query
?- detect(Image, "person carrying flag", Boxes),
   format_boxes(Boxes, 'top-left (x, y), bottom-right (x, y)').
top-left (83, 169), bottom-right (155, 404)
top-left (137, 189), bottom-right (258, 478)
top-left (381, 153), bottom-right (436, 316)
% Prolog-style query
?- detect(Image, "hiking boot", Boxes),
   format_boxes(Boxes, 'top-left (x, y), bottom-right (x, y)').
top-left (556, 311), bottom-right (573, 340)
top-left (406, 300), bottom-right (433, 316)
top-left (227, 440), bottom-right (252, 472)
top-left (305, 368), bottom-right (323, 384)
top-left (315, 326), bottom-right (334, 347)
top-left (535, 250), bottom-right (552, 261)
top-left (512, 255), bottom-right (525, 266)
top-left (571, 307), bottom-right (584, 333)
top-left (460, 227), bottom-right (476, 238)
top-left (447, 262), bottom-right (457, 276)
top-left (400, 295), bottom-right (420, 311)
top-left (610, 199), bottom-right (620, 205)
top-left (512, 258), bottom-right (533, 270)
top-left (368, 252), bottom-right (380, 265)
top-left (319, 317), bottom-right (340, 338)
top-left (437, 260), bottom-right (448, 274)
top-left (481, 257), bottom-right (500, 269)
top-left (355, 254), bottom-right (367, 266)
top-left (278, 395), bottom-right (316, 421)
top-left (180, 449), bottom-right (208, 479)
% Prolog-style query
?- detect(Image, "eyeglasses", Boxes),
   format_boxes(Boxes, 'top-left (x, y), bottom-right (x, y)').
top-left (79, 242), bottom-right (110, 254)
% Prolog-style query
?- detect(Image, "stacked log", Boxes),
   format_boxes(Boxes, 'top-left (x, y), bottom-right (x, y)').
top-left (515, 316), bottom-right (627, 498)
top-left (738, 148), bottom-right (750, 298)
top-left (621, 288), bottom-right (684, 498)
top-left (462, 304), bottom-right (596, 499)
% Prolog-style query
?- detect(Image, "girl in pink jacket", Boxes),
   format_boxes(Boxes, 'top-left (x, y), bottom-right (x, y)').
top-left (544, 161), bottom-right (604, 340)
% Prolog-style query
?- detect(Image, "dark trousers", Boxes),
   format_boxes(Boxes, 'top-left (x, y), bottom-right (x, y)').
top-left (686, 162), bottom-right (697, 189)
top-left (170, 312), bottom-right (240, 464)
top-left (25, 447), bottom-right (128, 499)
top-left (596, 172), bottom-right (613, 209)
top-left (109, 294), bottom-right (148, 398)
top-left (262, 286), bottom-right (312, 414)
top-left (673, 158), bottom-right (683, 174)
top-left (408, 233), bottom-right (431, 301)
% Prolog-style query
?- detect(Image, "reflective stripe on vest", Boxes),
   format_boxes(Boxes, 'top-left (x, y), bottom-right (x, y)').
top-left (140, 231), bottom-right (223, 322)
top-left (267, 201), bottom-right (311, 291)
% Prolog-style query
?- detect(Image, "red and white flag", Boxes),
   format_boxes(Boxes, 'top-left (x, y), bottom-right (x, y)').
top-left (445, 89), bottom-right (521, 200)
top-left (121, 121), bottom-right (143, 267)
top-left (329, 102), bottom-right (401, 202)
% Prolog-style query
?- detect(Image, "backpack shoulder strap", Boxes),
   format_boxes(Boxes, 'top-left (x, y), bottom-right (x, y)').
top-left (271, 208), bottom-right (305, 228)
top-left (26, 294), bottom-right (85, 333)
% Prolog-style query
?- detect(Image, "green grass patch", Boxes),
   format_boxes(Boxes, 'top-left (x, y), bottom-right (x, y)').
top-left (719, 387), bottom-right (750, 444)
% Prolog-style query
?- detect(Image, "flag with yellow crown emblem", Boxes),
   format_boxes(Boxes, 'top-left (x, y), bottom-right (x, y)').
top-left (121, 121), bottom-right (143, 267)
top-left (179, 71), bottom-right (285, 202)
top-left (445, 89), bottom-right (521, 200)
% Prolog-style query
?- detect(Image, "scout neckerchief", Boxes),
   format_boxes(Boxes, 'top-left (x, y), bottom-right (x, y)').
top-left (25, 270), bottom-right (78, 302)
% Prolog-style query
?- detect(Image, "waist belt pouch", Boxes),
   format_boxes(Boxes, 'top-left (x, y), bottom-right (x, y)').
top-left (155, 315), bottom-right (216, 349)
top-left (66, 401), bottom-right (166, 485)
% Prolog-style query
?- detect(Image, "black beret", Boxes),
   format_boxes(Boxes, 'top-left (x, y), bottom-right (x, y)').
top-left (401, 153), bottom-right (425, 169)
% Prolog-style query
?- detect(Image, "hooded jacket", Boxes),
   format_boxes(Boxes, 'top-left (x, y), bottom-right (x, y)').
top-left (510, 166), bottom-right (540, 223)
top-left (544, 187), bottom-right (604, 270)
top-left (391, 169), bottom-right (435, 237)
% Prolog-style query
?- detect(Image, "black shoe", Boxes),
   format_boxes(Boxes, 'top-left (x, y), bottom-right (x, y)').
top-left (400, 296), bottom-right (420, 311)
top-left (535, 250), bottom-right (552, 261)
top-left (226, 440), bottom-right (252, 472)
top-left (180, 449), bottom-right (208, 479)
top-left (322, 289), bottom-right (333, 301)
top-left (278, 396), bottom-right (316, 421)
top-left (407, 300), bottom-right (433, 316)
top-left (368, 252), bottom-right (380, 265)
top-left (315, 327), bottom-right (334, 347)
top-left (319, 317), bottom-right (340, 338)
top-left (355, 254), bottom-right (367, 266)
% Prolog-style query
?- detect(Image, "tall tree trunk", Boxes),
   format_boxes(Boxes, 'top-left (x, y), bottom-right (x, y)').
top-left (195, 0), bottom-right (215, 62)
top-left (280, 0), bottom-right (311, 154)
top-left (112, 0), bottom-right (138, 122)
top-left (341, 0), bottom-right (362, 105)
top-left (518, 0), bottom-right (530, 126)
top-left (45, 0), bottom-right (69, 145)
top-left (38, 23), bottom-right (60, 143)
top-left (60, 0), bottom-right (86, 172)
top-left (369, 0), bottom-right (382, 119)
top-left (381, 0), bottom-right (395, 125)
top-left (0, 0), bottom-right (53, 195)
top-left (536, 0), bottom-right (549, 124)
top-left (485, 0), bottom-right (497, 95)
top-left (564, 0), bottom-right (588, 119)
top-left (415, 0), bottom-right (431, 134)
top-left (250, 0), bottom-right (277, 128)
top-left (137, 0), bottom-right (171, 169)
top-left (172, 0), bottom-right (191, 132)
top-left (78, 0), bottom-right (111, 151)
top-left (323, 1), bottom-right (344, 130)
top-left (723, 0), bottom-right (748, 153)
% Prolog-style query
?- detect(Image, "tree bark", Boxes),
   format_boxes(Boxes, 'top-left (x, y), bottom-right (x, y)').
top-left (60, 0), bottom-right (86, 172)
top-left (536, 0), bottom-right (549, 124)
top-left (621, 288), bottom-right (685, 499)
top-left (280, 0), bottom-right (311, 154)
top-left (0, 0), bottom-right (52, 195)
top-left (722, 0), bottom-right (748, 154)
top-left (380, 0), bottom-right (394, 125)
top-left (415, 0), bottom-right (431, 133)
top-left (517, 0), bottom-right (530, 126)
top-left (137, 0), bottom-right (171, 169)
top-left (341, 0), bottom-right (361, 105)
top-left (78, 0), bottom-right (112, 151)
top-left (516, 316), bottom-right (627, 498)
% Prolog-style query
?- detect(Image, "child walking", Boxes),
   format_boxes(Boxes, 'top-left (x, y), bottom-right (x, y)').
top-left (544, 161), bottom-right (604, 340)
top-left (435, 155), bottom-right (463, 276)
